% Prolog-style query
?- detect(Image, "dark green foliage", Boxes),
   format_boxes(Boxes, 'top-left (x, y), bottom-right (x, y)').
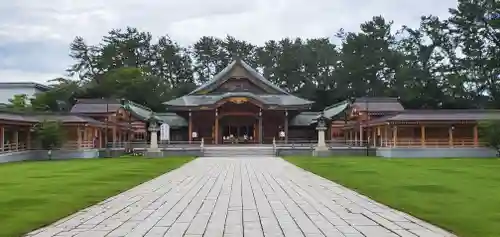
top-left (34, 121), bottom-right (65, 150)
top-left (478, 121), bottom-right (500, 153)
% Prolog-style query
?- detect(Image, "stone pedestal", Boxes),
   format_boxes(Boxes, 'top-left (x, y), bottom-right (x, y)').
top-left (149, 130), bottom-right (159, 151)
top-left (313, 112), bottom-right (329, 157)
top-left (316, 129), bottom-right (328, 151)
top-left (147, 132), bottom-right (161, 153)
top-left (146, 116), bottom-right (162, 157)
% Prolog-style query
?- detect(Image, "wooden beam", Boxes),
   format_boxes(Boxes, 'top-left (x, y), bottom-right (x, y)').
top-left (448, 126), bottom-right (454, 147)
top-left (473, 124), bottom-right (478, 147)
top-left (421, 125), bottom-right (426, 147)
top-left (0, 126), bottom-right (3, 151)
top-left (215, 110), bottom-right (219, 144)
top-left (188, 112), bottom-right (192, 143)
top-left (284, 110), bottom-right (288, 144)
top-left (392, 125), bottom-right (398, 147)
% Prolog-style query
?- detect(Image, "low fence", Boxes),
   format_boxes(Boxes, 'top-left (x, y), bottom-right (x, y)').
top-left (0, 143), bottom-right (27, 154)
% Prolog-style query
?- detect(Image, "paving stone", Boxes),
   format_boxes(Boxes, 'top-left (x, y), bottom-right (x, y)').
top-left (27, 157), bottom-right (456, 237)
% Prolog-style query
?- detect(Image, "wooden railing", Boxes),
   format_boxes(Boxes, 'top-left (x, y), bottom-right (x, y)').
top-left (386, 138), bottom-right (481, 147)
top-left (107, 140), bottom-right (203, 149)
top-left (275, 138), bottom-right (483, 148)
top-left (62, 141), bottom-right (95, 150)
top-left (0, 143), bottom-right (27, 153)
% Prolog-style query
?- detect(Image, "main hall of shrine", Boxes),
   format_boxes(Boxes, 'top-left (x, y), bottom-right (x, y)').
top-left (162, 59), bottom-right (315, 144)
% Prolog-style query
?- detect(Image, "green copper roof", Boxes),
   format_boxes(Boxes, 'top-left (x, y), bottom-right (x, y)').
top-left (289, 112), bottom-right (318, 126)
top-left (121, 101), bottom-right (187, 127)
top-left (156, 113), bottom-right (188, 128)
top-left (322, 100), bottom-right (350, 119)
top-left (289, 100), bottom-right (350, 126)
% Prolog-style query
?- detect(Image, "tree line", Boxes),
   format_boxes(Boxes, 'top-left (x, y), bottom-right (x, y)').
top-left (22, 0), bottom-right (500, 112)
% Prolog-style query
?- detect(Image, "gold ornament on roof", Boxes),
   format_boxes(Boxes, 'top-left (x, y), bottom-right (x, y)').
top-left (228, 97), bottom-right (248, 104)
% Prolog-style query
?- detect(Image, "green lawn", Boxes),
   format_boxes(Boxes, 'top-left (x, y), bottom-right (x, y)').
top-left (285, 157), bottom-right (500, 237)
top-left (0, 157), bottom-right (193, 237)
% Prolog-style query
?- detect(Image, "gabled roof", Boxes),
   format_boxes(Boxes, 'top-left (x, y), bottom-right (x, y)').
top-left (352, 97), bottom-right (404, 112)
top-left (364, 109), bottom-right (500, 126)
top-left (289, 112), bottom-right (318, 126)
top-left (0, 110), bottom-right (105, 125)
top-left (70, 98), bottom-right (122, 114)
top-left (386, 110), bottom-right (500, 121)
top-left (70, 98), bottom-right (188, 126)
top-left (188, 59), bottom-right (290, 95)
top-left (123, 101), bottom-right (154, 120)
top-left (156, 113), bottom-right (187, 128)
top-left (290, 100), bottom-right (351, 126)
top-left (164, 92), bottom-right (313, 108)
top-left (322, 100), bottom-right (350, 119)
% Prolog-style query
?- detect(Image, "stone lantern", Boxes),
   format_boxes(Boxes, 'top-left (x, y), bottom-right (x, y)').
top-left (314, 111), bottom-right (328, 154)
top-left (147, 113), bottom-right (160, 152)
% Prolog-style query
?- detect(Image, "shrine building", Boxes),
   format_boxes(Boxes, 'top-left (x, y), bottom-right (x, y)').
top-left (162, 58), bottom-right (317, 144)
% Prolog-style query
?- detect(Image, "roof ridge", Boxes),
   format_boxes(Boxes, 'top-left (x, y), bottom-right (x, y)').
top-left (127, 100), bottom-right (152, 111)
top-left (75, 98), bottom-right (120, 104)
top-left (323, 99), bottom-right (349, 111)
top-left (188, 59), bottom-right (291, 95)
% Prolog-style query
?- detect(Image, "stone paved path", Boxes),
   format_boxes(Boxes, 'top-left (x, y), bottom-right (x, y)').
top-left (27, 157), bottom-right (456, 237)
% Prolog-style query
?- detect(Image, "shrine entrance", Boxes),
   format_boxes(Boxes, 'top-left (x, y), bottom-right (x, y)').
top-left (218, 115), bottom-right (258, 144)
top-left (213, 97), bottom-right (263, 144)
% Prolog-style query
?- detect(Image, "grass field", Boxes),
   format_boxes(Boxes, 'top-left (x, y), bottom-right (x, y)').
top-left (285, 157), bottom-right (500, 237)
top-left (0, 157), bottom-right (193, 237)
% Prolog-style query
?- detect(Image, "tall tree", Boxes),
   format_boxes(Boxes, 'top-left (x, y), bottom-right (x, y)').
top-left (448, 0), bottom-right (500, 107)
top-left (336, 16), bottom-right (398, 98)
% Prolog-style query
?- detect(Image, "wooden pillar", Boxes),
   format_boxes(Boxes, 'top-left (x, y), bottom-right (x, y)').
top-left (354, 130), bottom-right (358, 146)
top-left (27, 129), bottom-right (31, 149)
top-left (84, 127), bottom-right (89, 147)
top-left (384, 125), bottom-right (388, 147)
top-left (373, 127), bottom-right (377, 147)
top-left (104, 125), bottom-right (108, 147)
top-left (449, 126), bottom-right (454, 147)
top-left (13, 129), bottom-right (19, 150)
top-left (284, 110), bottom-right (288, 144)
top-left (473, 124), bottom-right (478, 147)
top-left (392, 125), bottom-right (398, 147)
top-left (377, 126), bottom-right (382, 147)
top-left (214, 110), bottom-right (219, 144)
top-left (188, 112), bottom-right (192, 143)
top-left (359, 125), bottom-right (363, 146)
top-left (98, 129), bottom-right (102, 148)
top-left (0, 126), bottom-right (3, 151)
top-left (112, 126), bottom-right (117, 147)
top-left (421, 125), bottom-right (426, 147)
top-left (77, 126), bottom-right (82, 148)
top-left (258, 109), bottom-right (263, 144)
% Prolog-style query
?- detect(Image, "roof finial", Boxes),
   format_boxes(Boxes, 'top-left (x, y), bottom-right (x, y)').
top-left (233, 55), bottom-right (241, 63)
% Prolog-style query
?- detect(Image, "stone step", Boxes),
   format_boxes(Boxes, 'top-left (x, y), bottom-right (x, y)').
top-left (202, 148), bottom-right (275, 157)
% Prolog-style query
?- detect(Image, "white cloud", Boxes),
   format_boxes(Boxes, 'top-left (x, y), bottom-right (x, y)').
top-left (0, 0), bottom-right (458, 84)
top-left (0, 69), bottom-right (63, 83)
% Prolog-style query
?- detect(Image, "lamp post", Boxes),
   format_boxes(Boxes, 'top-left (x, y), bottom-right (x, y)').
top-left (147, 113), bottom-right (160, 152)
top-left (365, 97), bottom-right (370, 156)
top-left (121, 99), bottom-right (131, 153)
top-left (104, 97), bottom-right (110, 157)
top-left (314, 111), bottom-right (328, 156)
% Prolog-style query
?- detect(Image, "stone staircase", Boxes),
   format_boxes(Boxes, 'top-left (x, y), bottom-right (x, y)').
top-left (202, 146), bottom-right (276, 157)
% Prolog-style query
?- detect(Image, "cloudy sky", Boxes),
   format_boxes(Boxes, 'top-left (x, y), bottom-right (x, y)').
top-left (0, 0), bottom-right (458, 84)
